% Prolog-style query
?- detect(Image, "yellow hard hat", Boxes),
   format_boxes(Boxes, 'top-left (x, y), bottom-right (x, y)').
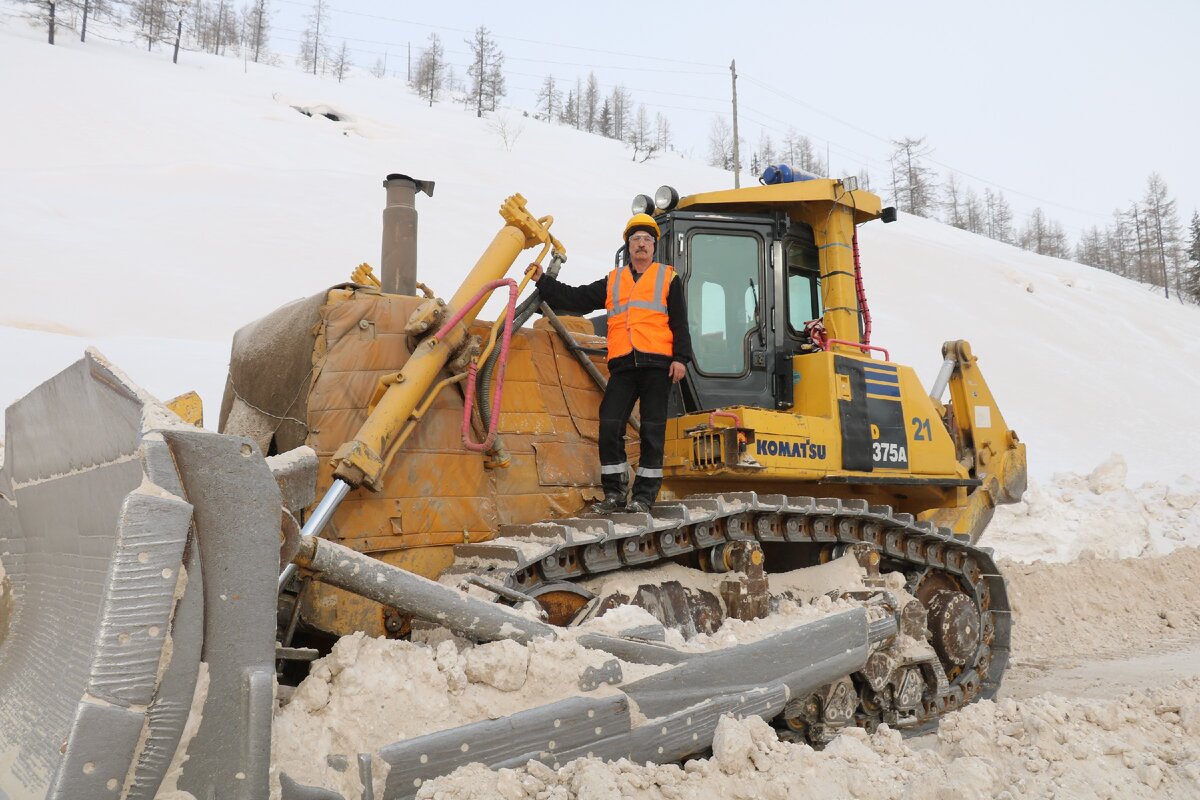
top-left (623, 213), bottom-right (660, 241)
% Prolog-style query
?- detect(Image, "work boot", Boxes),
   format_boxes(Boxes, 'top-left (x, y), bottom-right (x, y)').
top-left (628, 472), bottom-right (662, 515)
top-left (591, 474), bottom-right (628, 514)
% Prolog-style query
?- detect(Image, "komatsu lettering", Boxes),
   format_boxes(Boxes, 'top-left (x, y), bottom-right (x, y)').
top-left (756, 438), bottom-right (827, 460)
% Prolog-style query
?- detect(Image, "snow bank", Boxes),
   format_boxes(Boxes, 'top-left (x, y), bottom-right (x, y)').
top-left (1005, 546), bottom-right (1200, 665)
top-left (989, 454), bottom-right (1200, 563)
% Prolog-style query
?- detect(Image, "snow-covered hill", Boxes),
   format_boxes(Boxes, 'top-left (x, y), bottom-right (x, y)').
top-left (2, 12), bottom-right (1198, 491)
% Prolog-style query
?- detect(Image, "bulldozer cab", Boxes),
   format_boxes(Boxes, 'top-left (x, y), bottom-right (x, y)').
top-left (652, 209), bottom-right (824, 414)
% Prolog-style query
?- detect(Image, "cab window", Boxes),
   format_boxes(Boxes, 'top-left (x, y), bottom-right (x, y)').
top-left (786, 238), bottom-right (822, 332)
top-left (686, 232), bottom-right (761, 375)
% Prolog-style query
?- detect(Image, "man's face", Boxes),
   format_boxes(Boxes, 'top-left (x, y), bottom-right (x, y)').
top-left (628, 232), bottom-right (655, 264)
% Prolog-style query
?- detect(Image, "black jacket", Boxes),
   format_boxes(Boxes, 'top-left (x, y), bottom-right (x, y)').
top-left (536, 265), bottom-right (693, 373)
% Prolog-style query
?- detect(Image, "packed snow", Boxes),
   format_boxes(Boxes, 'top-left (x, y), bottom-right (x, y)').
top-left (1, 9), bottom-right (1198, 800)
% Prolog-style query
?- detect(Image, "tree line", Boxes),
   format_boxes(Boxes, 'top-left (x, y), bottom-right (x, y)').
top-left (19, 0), bottom-right (277, 65)
top-left (885, 136), bottom-right (1199, 302)
top-left (18, 2), bottom-right (1199, 299)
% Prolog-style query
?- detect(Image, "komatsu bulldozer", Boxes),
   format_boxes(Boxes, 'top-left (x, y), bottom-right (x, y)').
top-left (0, 172), bottom-right (1026, 800)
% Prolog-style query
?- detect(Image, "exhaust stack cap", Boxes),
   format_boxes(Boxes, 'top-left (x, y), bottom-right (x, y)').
top-left (381, 174), bottom-right (435, 296)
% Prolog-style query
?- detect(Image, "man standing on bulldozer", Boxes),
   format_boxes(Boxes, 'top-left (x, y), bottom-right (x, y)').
top-left (529, 213), bottom-right (691, 513)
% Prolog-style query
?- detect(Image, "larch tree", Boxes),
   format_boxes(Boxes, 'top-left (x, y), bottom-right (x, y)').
top-left (297, 0), bottom-right (328, 76)
top-left (583, 73), bottom-right (600, 133)
top-left (331, 40), bottom-right (351, 83)
top-left (984, 189), bottom-right (1014, 244)
top-left (1184, 210), bottom-right (1200, 301)
top-left (466, 26), bottom-right (503, 118)
top-left (706, 116), bottom-right (734, 171)
top-left (1140, 172), bottom-right (1182, 299)
top-left (608, 85), bottom-right (631, 141)
top-left (412, 33), bottom-right (446, 106)
top-left (598, 99), bottom-right (612, 138)
top-left (627, 104), bottom-right (658, 162)
top-left (963, 187), bottom-right (986, 235)
top-left (655, 113), bottom-right (672, 152)
top-left (485, 54), bottom-right (506, 112)
top-left (942, 173), bottom-right (966, 229)
top-left (888, 137), bottom-right (937, 218)
top-left (782, 129), bottom-right (825, 176)
top-left (245, 0), bottom-right (271, 63)
top-left (536, 74), bottom-right (560, 120)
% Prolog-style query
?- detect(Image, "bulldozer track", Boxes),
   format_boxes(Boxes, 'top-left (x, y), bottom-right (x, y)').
top-left (450, 492), bottom-right (1010, 734)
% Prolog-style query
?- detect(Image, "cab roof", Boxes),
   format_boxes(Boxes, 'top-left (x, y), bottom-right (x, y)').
top-left (676, 178), bottom-right (882, 226)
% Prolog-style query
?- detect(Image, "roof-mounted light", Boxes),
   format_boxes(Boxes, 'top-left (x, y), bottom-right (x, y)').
top-left (654, 185), bottom-right (679, 212)
top-left (631, 194), bottom-right (654, 215)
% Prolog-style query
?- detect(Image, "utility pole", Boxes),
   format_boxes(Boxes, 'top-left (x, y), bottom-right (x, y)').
top-left (407, 41), bottom-right (411, 82)
top-left (730, 59), bottom-right (741, 188)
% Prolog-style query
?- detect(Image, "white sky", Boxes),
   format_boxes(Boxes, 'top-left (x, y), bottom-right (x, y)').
top-left (268, 0), bottom-right (1200, 242)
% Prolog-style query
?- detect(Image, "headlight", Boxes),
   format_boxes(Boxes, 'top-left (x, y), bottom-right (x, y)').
top-left (631, 194), bottom-right (654, 215)
top-left (654, 185), bottom-right (679, 212)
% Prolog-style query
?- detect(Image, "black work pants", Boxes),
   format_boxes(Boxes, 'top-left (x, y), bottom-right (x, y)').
top-left (598, 366), bottom-right (670, 504)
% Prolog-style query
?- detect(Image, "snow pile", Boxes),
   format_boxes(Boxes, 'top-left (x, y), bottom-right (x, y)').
top-left (270, 632), bottom-right (659, 798)
top-left (988, 454), bottom-right (1200, 563)
top-left (417, 684), bottom-right (1200, 799)
top-left (1004, 546), bottom-right (1200, 665)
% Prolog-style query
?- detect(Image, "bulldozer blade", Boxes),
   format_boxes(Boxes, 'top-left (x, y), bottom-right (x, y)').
top-left (379, 606), bottom-right (893, 798)
top-left (0, 351), bottom-right (282, 800)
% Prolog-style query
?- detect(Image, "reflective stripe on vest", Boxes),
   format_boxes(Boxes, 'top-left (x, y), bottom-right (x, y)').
top-left (605, 262), bottom-right (674, 360)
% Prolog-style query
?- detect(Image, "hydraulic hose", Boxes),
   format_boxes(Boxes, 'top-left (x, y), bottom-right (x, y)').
top-left (476, 255), bottom-right (565, 434)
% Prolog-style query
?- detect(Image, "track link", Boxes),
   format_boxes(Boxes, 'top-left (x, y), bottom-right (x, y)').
top-left (449, 492), bottom-right (1010, 733)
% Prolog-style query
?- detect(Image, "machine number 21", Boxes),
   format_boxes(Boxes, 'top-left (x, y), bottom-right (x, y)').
top-left (911, 417), bottom-right (932, 441)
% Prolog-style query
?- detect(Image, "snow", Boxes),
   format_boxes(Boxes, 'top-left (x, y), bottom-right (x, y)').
top-left (1, 10), bottom-right (1200, 800)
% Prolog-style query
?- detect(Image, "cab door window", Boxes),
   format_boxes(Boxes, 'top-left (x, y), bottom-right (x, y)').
top-left (686, 232), bottom-right (761, 375)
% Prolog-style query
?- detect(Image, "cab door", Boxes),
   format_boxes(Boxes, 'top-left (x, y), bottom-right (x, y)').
top-left (674, 218), bottom-right (775, 411)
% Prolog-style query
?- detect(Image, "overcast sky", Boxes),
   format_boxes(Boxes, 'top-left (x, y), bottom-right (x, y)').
top-left (269, 0), bottom-right (1198, 241)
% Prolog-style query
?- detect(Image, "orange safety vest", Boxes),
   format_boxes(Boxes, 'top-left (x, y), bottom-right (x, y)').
top-left (605, 262), bottom-right (675, 360)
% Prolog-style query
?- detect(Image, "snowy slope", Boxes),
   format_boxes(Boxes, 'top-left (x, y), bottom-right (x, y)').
top-left (2, 13), bottom-right (1198, 492)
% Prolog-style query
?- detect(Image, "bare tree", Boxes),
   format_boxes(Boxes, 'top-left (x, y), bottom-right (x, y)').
top-left (1184, 210), bottom-right (1200, 301)
top-left (583, 72), bottom-right (600, 133)
top-left (536, 74), bottom-right (560, 120)
top-left (1018, 208), bottom-right (1069, 258)
top-left (627, 104), bottom-right (659, 162)
top-left (655, 112), bottom-right (672, 152)
top-left (412, 33), bottom-right (446, 106)
top-left (942, 173), bottom-right (965, 229)
top-left (18, 0), bottom-right (59, 44)
top-left (245, 0), bottom-right (270, 63)
top-left (465, 26), bottom-right (503, 118)
top-left (984, 188), bottom-right (1014, 243)
top-left (331, 39), bottom-right (351, 83)
top-left (1141, 172), bottom-right (1183, 298)
top-left (706, 115), bottom-right (734, 170)
top-left (888, 136), bottom-right (937, 218)
top-left (488, 112), bottom-right (524, 152)
top-left (297, 0), bottom-right (328, 76)
top-left (608, 85), bottom-right (631, 141)
top-left (559, 90), bottom-right (578, 127)
top-left (485, 54), bottom-right (505, 112)
top-left (782, 128), bottom-right (825, 175)
top-left (963, 187), bottom-right (986, 235)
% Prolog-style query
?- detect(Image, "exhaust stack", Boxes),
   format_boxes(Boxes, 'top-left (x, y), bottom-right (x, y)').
top-left (381, 173), bottom-right (435, 295)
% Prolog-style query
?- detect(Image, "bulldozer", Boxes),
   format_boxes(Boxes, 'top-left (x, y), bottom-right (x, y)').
top-left (0, 171), bottom-right (1026, 800)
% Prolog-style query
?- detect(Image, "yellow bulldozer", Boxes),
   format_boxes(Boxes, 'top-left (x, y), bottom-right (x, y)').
top-left (0, 171), bottom-right (1025, 800)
